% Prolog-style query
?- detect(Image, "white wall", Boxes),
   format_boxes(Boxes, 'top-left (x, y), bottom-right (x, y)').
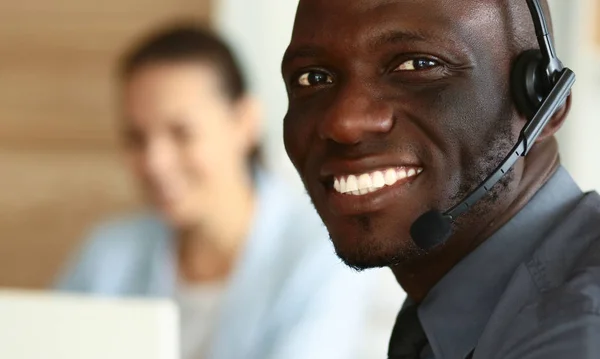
top-left (214, 0), bottom-right (303, 188)
top-left (550, 0), bottom-right (600, 192)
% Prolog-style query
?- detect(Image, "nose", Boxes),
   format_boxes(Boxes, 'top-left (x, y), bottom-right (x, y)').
top-left (317, 82), bottom-right (394, 145)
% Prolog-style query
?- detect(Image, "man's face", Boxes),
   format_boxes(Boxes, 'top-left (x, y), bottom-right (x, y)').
top-left (282, 0), bottom-right (522, 269)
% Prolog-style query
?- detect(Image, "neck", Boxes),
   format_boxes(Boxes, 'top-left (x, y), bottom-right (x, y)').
top-left (392, 137), bottom-right (560, 302)
top-left (177, 174), bottom-right (256, 283)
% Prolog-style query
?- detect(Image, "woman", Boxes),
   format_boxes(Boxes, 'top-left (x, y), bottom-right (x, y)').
top-left (56, 24), bottom-right (384, 359)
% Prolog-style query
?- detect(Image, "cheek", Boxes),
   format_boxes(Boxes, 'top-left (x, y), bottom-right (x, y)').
top-left (400, 75), bottom-right (512, 199)
top-left (125, 150), bottom-right (159, 185)
top-left (283, 110), bottom-right (314, 171)
top-left (417, 82), bottom-right (503, 141)
top-left (181, 142), bottom-right (211, 183)
top-left (183, 136), bottom-right (242, 185)
top-left (282, 115), bottom-right (297, 161)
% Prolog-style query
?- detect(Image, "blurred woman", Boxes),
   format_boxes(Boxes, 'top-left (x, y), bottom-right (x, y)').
top-left (56, 24), bottom-right (383, 359)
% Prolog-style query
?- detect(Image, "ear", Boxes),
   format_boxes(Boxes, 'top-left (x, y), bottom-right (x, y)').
top-left (535, 90), bottom-right (573, 143)
top-left (234, 94), bottom-right (263, 154)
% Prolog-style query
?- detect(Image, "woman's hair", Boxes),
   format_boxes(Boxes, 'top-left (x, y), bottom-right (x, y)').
top-left (118, 22), bottom-right (261, 167)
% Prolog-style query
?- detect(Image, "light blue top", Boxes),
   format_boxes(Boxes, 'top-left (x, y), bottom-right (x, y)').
top-left (56, 171), bottom-right (380, 359)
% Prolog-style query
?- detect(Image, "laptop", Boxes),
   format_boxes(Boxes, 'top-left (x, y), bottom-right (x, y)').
top-left (0, 289), bottom-right (179, 359)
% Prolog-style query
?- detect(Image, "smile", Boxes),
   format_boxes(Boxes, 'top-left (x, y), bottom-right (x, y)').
top-left (332, 166), bottom-right (423, 196)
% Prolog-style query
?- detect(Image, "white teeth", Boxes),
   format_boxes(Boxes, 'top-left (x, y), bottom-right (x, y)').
top-left (358, 173), bottom-right (372, 191)
top-left (333, 167), bottom-right (423, 195)
top-left (372, 171), bottom-right (385, 189)
top-left (384, 169), bottom-right (397, 185)
top-left (397, 168), bottom-right (407, 180)
top-left (346, 175), bottom-right (358, 192)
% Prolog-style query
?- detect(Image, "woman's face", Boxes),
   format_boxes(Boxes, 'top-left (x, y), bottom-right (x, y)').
top-left (120, 62), bottom-right (258, 227)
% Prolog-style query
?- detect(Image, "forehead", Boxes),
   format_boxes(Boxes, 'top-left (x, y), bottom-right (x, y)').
top-left (287, 0), bottom-right (503, 59)
top-left (126, 62), bottom-right (219, 94)
top-left (123, 62), bottom-right (225, 112)
top-left (122, 63), bottom-right (228, 125)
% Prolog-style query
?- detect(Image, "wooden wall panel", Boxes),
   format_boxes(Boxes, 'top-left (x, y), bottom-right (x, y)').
top-left (0, 0), bottom-right (212, 288)
top-left (0, 151), bottom-right (138, 287)
top-left (0, 1), bottom-right (212, 150)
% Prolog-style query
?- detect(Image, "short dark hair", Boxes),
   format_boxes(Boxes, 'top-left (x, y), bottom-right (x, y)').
top-left (118, 22), bottom-right (261, 167)
top-left (119, 23), bottom-right (246, 101)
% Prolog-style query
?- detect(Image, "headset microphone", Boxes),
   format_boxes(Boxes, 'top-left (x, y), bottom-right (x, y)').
top-left (409, 0), bottom-right (576, 250)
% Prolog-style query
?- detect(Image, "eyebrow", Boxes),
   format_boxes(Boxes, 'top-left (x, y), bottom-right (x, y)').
top-left (282, 29), bottom-right (440, 70)
top-left (282, 46), bottom-right (325, 70)
top-left (369, 29), bottom-right (432, 50)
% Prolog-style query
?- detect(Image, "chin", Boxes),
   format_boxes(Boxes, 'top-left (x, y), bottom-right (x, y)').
top-left (324, 215), bottom-right (424, 271)
top-left (159, 210), bottom-right (184, 227)
top-left (155, 201), bottom-right (190, 227)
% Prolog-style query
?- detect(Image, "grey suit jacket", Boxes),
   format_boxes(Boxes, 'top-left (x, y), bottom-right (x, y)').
top-left (474, 190), bottom-right (600, 358)
top-left (390, 167), bottom-right (600, 359)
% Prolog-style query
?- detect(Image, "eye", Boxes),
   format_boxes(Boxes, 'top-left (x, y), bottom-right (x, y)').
top-left (123, 128), bottom-right (146, 150)
top-left (296, 70), bottom-right (334, 87)
top-left (170, 122), bottom-right (193, 144)
top-left (395, 58), bottom-right (440, 71)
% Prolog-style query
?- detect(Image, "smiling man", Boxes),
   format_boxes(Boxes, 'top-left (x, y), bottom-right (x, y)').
top-left (282, 0), bottom-right (600, 358)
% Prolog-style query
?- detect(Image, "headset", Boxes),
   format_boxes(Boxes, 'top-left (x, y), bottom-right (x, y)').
top-left (410, 0), bottom-right (577, 250)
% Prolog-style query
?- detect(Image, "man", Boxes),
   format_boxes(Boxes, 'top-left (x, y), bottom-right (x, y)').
top-left (281, 0), bottom-right (600, 358)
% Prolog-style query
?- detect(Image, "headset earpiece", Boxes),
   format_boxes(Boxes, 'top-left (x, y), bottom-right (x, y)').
top-left (510, 49), bottom-right (549, 118)
top-left (410, 0), bottom-right (576, 251)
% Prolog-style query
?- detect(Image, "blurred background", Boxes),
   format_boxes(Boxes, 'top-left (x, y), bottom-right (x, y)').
top-left (0, 0), bottom-right (598, 298)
